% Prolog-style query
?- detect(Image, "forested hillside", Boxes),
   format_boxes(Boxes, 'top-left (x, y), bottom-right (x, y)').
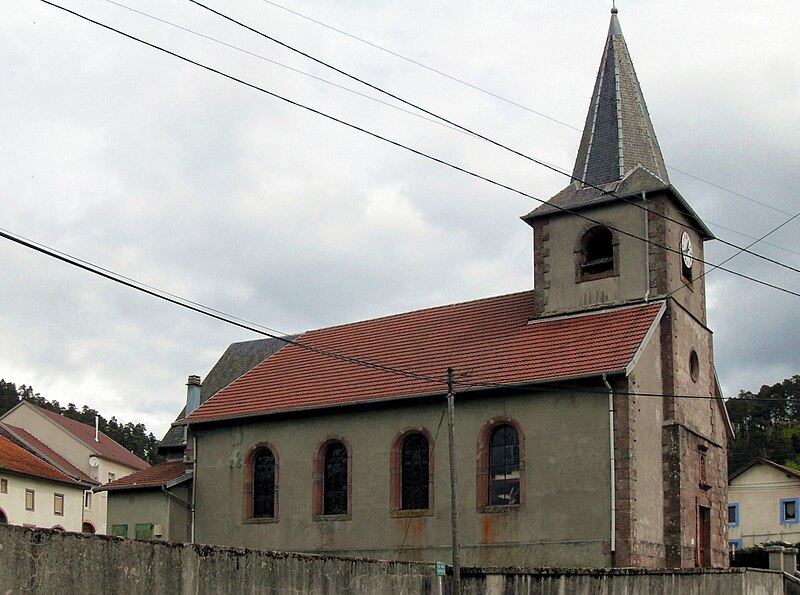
top-left (0, 379), bottom-right (162, 465)
top-left (726, 375), bottom-right (800, 473)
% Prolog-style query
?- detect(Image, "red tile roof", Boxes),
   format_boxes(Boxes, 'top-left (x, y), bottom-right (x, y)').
top-left (32, 406), bottom-right (149, 471)
top-left (0, 434), bottom-right (83, 487)
top-left (186, 292), bottom-right (664, 424)
top-left (0, 423), bottom-right (97, 485)
top-left (95, 460), bottom-right (189, 492)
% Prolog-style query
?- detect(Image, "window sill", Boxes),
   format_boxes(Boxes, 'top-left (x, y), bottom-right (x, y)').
top-left (391, 509), bottom-right (433, 519)
top-left (242, 516), bottom-right (279, 524)
top-left (477, 504), bottom-right (521, 514)
top-left (576, 269), bottom-right (618, 283)
top-left (313, 513), bottom-right (352, 522)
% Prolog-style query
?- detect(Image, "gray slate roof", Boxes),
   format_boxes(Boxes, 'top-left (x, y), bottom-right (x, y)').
top-left (573, 9), bottom-right (668, 187)
top-left (523, 10), bottom-right (712, 240)
top-left (159, 336), bottom-right (296, 449)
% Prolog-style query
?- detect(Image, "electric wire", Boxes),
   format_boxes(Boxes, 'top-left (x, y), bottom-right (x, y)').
top-left (662, 210), bottom-right (800, 301)
top-left (39, 0), bottom-right (800, 299)
top-left (99, 0), bottom-right (464, 136)
top-left (4, 222), bottom-right (796, 407)
top-left (103, 0), bottom-right (798, 262)
top-left (258, 0), bottom-right (794, 219)
top-left (0, 225), bottom-right (443, 388)
top-left (186, 0), bottom-right (800, 277)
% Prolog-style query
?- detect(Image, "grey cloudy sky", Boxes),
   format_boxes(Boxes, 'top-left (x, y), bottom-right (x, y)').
top-left (2, 0), bottom-right (798, 439)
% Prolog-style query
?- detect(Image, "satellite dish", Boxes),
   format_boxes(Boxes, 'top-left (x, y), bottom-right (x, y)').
top-left (88, 456), bottom-right (100, 468)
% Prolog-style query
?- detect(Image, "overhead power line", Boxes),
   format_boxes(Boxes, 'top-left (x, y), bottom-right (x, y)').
top-left (0, 225), bottom-right (442, 387)
top-left (36, 0), bottom-right (800, 299)
top-left (664, 209), bottom-right (800, 301)
top-left (185, 0), bottom-right (800, 278)
top-left (102, 0), bottom-right (797, 262)
top-left (2, 222), bottom-right (793, 406)
top-left (258, 0), bottom-right (793, 219)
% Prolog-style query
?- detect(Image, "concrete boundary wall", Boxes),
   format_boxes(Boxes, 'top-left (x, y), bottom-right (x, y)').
top-left (0, 525), bottom-right (785, 594)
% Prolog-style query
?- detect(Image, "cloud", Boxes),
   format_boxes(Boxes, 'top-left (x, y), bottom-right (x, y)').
top-left (1, 0), bottom-right (798, 439)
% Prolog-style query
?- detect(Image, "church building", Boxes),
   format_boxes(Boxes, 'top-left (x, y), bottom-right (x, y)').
top-left (184, 9), bottom-right (732, 568)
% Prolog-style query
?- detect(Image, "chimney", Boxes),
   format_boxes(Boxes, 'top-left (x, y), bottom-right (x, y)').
top-left (186, 375), bottom-right (202, 417)
top-left (95, 416), bottom-right (99, 442)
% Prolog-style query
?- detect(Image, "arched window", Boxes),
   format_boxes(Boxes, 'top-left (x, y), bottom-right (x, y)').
top-left (243, 442), bottom-right (279, 522)
top-left (81, 521), bottom-right (95, 534)
top-left (401, 433), bottom-right (430, 510)
top-left (476, 417), bottom-right (525, 510)
top-left (253, 448), bottom-right (276, 518)
top-left (323, 441), bottom-right (348, 516)
top-left (0, 508), bottom-right (6, 524)
top-left (579, 226), bottom-right (615, 277)
top-left (489, 424), bottom-right (520, 506)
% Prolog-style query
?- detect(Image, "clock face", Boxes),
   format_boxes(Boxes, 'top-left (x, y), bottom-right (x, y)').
top-left (680, 231), bottom-right (693, 269)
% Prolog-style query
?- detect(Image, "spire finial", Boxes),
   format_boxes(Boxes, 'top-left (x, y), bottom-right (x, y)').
top-left (611, 1), bottom-right (618, 14)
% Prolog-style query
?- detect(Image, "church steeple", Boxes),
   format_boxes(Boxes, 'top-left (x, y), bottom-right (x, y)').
top-left (572, 7), bottom-right (669, 187)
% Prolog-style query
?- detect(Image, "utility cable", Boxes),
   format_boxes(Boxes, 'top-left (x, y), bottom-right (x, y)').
top-left (102, 0), bottom-right (796, 262)
top-left (186, 0), bottom-right (800, 277)
top-left (258, 0), bottom-right (794, 219)
top-left (40, 1), bottom-right (800, 297)
top-left (3, 223), bottom-right (794, 407)
top-left (0, 225), bottom-right (444, 387)
top-left (99, 0), bottom-right (464, 136)
top-left (663, 209), bottom-right (800, 301)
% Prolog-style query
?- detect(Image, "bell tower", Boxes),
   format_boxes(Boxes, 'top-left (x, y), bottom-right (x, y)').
top-left (522, 8), bottom-right (731, 568)
top-left (522, 7), bottom-right (713, 322)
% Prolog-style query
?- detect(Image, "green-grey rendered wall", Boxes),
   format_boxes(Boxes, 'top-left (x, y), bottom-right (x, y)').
top-left (107, 485), bottom-right (191, 543)
top-left (192, 387), bottom-right (612, 567)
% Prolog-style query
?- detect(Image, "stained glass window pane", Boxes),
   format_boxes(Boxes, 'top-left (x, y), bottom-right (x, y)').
top-left (253, 449), bottom-right (275, 518)
top-left (324, 442), bottom-right (348, 515)
top-left (401, 433), bottom-right (429, 510)
top-left (488, 424), bottom-right (520, 506)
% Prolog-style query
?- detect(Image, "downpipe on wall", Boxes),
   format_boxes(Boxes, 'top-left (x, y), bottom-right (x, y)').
top-left (603, 373), bottom-right (616, 559)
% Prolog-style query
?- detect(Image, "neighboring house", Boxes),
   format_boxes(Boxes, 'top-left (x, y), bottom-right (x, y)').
top-left (182, 9), bottom-right (732, 569)
top-left (0, 422), bottom-right (99, 532)
top-left (0, 401), bottom-right (149, 534)
top-left (96, 460), bottom-right (192, 542)
top-left (728, 458), bottom-right (800, 552)
top-left (0, 434), bottom-right (86, 531)
top-left (101, 337), bottom-right (290, 541)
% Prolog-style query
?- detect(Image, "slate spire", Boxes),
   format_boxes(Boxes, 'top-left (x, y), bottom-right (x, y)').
top-left (572, 7), bottom-right (669, 187)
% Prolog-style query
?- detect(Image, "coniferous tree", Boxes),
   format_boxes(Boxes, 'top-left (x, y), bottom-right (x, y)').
top-left (0, 378), bottom-right (163, 465)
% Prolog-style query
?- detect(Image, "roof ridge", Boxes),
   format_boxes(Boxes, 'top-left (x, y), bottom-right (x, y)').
top-left (25, 403), bottom-right (149, 470)
top-left (303, 289), bottom-right (535, 335)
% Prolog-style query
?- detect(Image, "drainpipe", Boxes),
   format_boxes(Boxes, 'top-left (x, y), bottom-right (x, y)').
top-left (603, 373), bottom-right (616, 557)
top-left (190, 434), bottom-right (197, 544)
top-left (642, 192), bottom-right (651, 302)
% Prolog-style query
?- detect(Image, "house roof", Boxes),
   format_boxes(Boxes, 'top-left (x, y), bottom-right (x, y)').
top-left (30, 405), bottom-right (149, 471)
top-left (0, 423), bottom-right (97, 485)
top-left (729, 457), bottom-right (800, 483)
top-left (159, 336), bottom-right (296, 449)
top-left (185, 292), bottom-right (665, 424)
top-left (0, 434), bottom-right (83, 487)
top-left (94, 460), bottom-right (190, 492)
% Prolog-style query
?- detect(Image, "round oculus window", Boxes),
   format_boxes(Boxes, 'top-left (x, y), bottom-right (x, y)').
top-left (689, 350), bottom-right (700, 383)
